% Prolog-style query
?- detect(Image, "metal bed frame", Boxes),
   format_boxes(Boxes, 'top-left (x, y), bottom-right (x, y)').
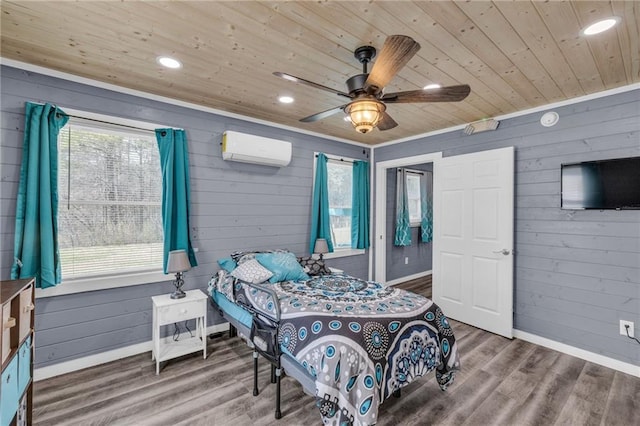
top-left (210, 280), bottom-right (315, 419)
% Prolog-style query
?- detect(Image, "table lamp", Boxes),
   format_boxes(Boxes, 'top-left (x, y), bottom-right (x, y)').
top-left (167, 249), bottom-right (191, 299)
top-left (313, 238), bottom-right (329, 260)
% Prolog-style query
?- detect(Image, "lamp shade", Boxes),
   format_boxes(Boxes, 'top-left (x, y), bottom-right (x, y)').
top-left (345, 99), bottom-right (385, 134)
top-left (313, 238), bottom-right (329, 255)
top-left (166, 249), bottom-right (192, 273)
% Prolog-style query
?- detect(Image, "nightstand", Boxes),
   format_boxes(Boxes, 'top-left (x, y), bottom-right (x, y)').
top-left (151, 289), bottom-right (207, 375)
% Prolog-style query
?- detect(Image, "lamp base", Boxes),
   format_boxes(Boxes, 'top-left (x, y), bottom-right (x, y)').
top-left (170, 288), bottom-right (186, 299)
top-left (170, 272), bottom-right (186, 299)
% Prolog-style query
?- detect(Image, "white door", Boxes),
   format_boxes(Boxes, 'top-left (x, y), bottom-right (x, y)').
top-left (433, 147), bottom-right (514, 338)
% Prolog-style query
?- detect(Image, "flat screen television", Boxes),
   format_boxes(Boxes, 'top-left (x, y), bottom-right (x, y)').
top-left (561, 156), bottom-right (640, 210)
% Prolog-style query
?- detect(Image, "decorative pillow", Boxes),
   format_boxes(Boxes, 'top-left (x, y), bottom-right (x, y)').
top-left (208, 270), bottom-right (234, 301)
top-left (231, 259), bottom-right (273, 284)
top-left (297, 256), bottom-right (331, 276)
top-left (256, 252), bottom-right (310, 283)
top-left (217, 257), bottom-right (237, 273)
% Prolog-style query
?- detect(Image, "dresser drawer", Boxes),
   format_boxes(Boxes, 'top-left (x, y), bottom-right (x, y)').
top-left (157, 299), bottom-right (204, 325)
top-left (1, 305), bottom-right (14, 365)
top-left (18, 287), bottom-right (34, 343)
top-left (1, 355), bottom-right (19, 426)
top-left (17, 336), bottom-right (31, 396)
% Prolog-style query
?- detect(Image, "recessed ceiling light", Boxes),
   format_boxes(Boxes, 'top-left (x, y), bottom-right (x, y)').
top-left (157, 56), bottom-right (182, 69)
top-left (581, 17), bottom-right (620, 36)
top-left (278, 96), bottom-right (294, 104)
top-left (423, 83), bottom-right (441, 90)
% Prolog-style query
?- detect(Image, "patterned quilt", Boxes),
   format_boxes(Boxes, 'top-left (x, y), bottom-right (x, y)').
top-left (215, 272), bottom-right (460, 426)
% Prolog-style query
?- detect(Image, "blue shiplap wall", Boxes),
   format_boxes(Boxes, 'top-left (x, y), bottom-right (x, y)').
top-left (0, 65), bottom-right (370, 369)
top-left (375, 89), bottom-right (640, 366)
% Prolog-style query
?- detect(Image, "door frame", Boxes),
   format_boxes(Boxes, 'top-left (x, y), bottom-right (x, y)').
top-left (374, 152), bottom-right (443, 283)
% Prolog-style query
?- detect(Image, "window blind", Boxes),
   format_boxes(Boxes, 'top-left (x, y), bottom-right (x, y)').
top-left (326, 160), bottom-right (353, 249)
top-left (57, 118), bottom-right (163, 279)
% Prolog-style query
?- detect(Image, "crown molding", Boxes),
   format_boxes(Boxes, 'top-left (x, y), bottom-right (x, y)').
top-left (0, 58), bottom-right (370, 149)
top-left (374, 82), bottom-right (640, 149)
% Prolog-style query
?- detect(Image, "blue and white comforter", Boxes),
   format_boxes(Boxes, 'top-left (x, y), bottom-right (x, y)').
top-left (214, 272), bottom-right (460, 426)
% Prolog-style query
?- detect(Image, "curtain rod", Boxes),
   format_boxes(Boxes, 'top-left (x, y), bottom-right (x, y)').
top-left (62, 114), bottom-right (157, 133)
top-left (34, 101), bottom-right (173, 132)
top-left (315, 154), bottom-right (361, 164)
top-left (398, 168), bottom-right (424, 175)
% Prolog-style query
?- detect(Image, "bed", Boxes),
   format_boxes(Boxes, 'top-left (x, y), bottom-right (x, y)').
top-left (208, 251), bottom-right (459, 425)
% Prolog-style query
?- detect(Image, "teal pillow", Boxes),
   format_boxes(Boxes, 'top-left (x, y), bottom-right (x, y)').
top-left (217, 257), bottom-right (237, 273)
top-left (256, 252), bottom-right (310, 283)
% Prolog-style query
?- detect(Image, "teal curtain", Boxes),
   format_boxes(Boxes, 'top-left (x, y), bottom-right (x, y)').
top-left (309, 153), bottom-right (334, 254)
top-left (12, 102), bottom-right (69, 288)
top-left (394, 168), bottom-right (411, 246)
top-left (351, 160), bottom-right (370, 249)
top-left (156, 129), bottom-right (198, 272)
top-left (420, 171), bottom-right (433, 243)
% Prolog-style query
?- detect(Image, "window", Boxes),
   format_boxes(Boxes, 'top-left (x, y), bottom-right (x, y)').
top-left (406, 172), bottom-right (422, 226)
top-left (327, 159), bottom-right (353, 250)
top-left (57, 116), bottom-right (163, 280)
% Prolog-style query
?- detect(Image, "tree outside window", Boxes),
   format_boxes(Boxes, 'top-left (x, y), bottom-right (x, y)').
top-left (57, 120), bottom-right (163, 279)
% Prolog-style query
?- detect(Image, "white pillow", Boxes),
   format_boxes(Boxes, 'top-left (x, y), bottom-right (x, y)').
top-left (231, 258), bottom-right (273, 284)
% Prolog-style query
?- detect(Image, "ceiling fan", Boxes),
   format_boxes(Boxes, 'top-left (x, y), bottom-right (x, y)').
top-left (274, 35), bottom-right (471, 134)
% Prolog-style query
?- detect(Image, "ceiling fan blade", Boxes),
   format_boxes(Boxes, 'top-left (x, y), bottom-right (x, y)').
top-left (364, 35), bottom-right (421, 95)
top-left (381, 85), bottom-right (471, 103)
top-left (376, 111), bottom-right (398, 131)
top-left (274, 72), bottom-right (351, 98)
top-left (300, 105), bottom-right (348, 123)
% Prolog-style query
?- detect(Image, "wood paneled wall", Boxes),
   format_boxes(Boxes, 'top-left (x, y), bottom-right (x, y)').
top-left (375, 88), bottom-right (640, 366)
top-left (0, 65), bottom-right (370, 369)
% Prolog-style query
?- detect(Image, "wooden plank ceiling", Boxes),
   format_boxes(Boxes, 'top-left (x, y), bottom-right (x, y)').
top-left (1, 1), bottom-right (638, 145)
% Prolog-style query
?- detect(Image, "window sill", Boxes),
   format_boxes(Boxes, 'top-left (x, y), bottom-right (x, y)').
top-left (323, 248), bottom-right (366, 259)
top-left (35, 270), bottom-right (170, 298)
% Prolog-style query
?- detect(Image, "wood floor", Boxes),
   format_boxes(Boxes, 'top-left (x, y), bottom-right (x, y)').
top-left (33, 278), bottom-right (639, 426)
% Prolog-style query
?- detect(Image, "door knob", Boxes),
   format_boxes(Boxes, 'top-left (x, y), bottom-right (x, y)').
top-left (493, 249), bottom-right (510, 255)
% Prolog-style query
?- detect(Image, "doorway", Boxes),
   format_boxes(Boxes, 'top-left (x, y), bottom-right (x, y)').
top-left (374, 148), bottom-right (514, 338)
top-left (374, 152), bottom-right (442, 284)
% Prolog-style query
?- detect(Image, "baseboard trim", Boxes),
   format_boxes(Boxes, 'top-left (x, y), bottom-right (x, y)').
top-left (34, 323), bottom-right (230, 382)
top-left (386, 270), bottom-right (432, 287)
top-left (513, 329), bottom-right (639, 378)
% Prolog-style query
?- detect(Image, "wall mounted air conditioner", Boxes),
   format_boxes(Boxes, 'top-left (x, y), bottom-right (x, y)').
top-left (222, 130), bottom-right (292, 167)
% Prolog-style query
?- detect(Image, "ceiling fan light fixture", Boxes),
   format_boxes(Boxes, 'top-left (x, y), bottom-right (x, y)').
top-left (345, 99), bottom-right (385, 134)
